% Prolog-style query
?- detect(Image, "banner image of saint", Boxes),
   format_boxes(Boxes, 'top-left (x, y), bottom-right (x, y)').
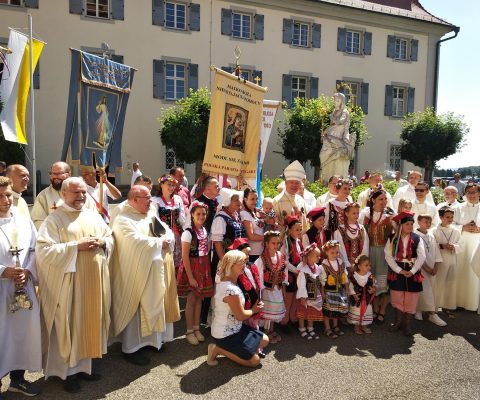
top-left (86, 87), bottom-right (119, 150)
top-left (223, 103), bottom-right (248, 152)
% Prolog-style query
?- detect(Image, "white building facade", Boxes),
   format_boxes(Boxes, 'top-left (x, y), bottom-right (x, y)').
top-left (0, 0), bottom-right (456, 184)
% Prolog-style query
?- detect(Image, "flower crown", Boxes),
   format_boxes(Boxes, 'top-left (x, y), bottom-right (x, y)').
top-left (300, 243), bottom-right (318, 258)
top-left (158, 175), bottom-right (178, 185)
top-left (322, 240), bottom-right (340, 251)
top-left (190, 200), bottom-right (209, 211)
top-left (335, 178), bottom-right (352, 190)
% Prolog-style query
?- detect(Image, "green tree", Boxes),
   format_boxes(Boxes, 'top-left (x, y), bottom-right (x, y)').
top-left (158, 88), bottom-right (211, 177)
top-left (0, 100), bottom-right (25, 165)
top-left (278, 95), bottom-right (368, 181)
top-left (400, 107), bottom-right (468, 184)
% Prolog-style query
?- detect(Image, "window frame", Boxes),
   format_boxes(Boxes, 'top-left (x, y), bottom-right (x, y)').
top-left (345, 30), bottom-right (361, 55)
top-left (394, 37), bottom-right (408, 61)
top-left (85, 0), bottom-right (110, 19)
top-left (388, 143), bottom-right (403, 172)
top-left (292, 21), bottom-right (311, 48)
top-left (231, 11), bottom-right (252, 40)
top-left (165, 148), bottom-right (185, 170)
top-left (165, 1), bottom-right (187, 31)
top-left (165, 61), bottom-right (186, 101)
top-left (0, 0), bottom-right (22, 6)
top-left (343, 81), bottom-right (360, 107)
top-left (392, 86), bottom-right (407, 118)
top-left (291, 75), bottom-right (308, 100)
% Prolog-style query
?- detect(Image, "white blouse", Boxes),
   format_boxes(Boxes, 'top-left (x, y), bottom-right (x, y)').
top-left (211, 281), bottom-right (244, 339)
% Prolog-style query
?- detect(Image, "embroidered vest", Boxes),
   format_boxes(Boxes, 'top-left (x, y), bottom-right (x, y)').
top-left (349, 274), bottom-right (375, 307)
top-left (215, 213), bottom-right (245, 250)
top-left (262, 251), bottom-right (286, 289)
top-left (305, 274), bottom-right (322, 300)
top-left (338, 226), bottom-right (364, 265)
top-left (323, 259), bottom-right (347, 292)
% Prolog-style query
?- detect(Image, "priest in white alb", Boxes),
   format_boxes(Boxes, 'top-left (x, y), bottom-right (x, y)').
top-left (5, 164), bottom-right (31, 219)
top-left (110, 185), bottom-right (180, 366)
top-left (36, 177), bottom-right (113, 394)
top-left (0, 177), bottom-right (41, 397)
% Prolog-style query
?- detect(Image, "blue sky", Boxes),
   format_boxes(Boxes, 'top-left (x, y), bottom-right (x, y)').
top-left (420, 0), bottom-right (478, 169)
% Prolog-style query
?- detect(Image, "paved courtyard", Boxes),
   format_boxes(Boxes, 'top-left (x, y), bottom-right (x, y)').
top-left (1, 309), bottom-right (479, 400)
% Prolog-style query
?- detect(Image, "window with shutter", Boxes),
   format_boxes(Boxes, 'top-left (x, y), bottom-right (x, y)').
top-left (345, 30), bottom-right (361, 54)
top-left (292, 21), bottom-right (310, 47)
top-left (232, 12), bottom-right (252, 39)
top-left (165, 2), bottom-right (186, 30)
top-left (165, 62), bottom-right (186, 100)
top-left (85, 0), bottom-right (109, 19)
top-left (0, 0), bottom-right (22, 5)
top-left (392, 86), bottom-right (406, 117)
top-left (292, 76), bottom-right (308, 99)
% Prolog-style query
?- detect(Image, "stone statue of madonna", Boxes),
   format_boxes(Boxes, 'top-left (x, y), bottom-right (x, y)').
top-left (319, 93), bottom-right (356, 184)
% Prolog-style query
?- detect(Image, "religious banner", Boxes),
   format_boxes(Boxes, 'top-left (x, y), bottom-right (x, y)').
top-left (61, 49), bottom-right (135, 172)
top-left (260, 100), bottom-right (281, 165)
top-left (0, 29), bottom-right (44, 144)
top-left (202, 68), bottom-right (266, 179)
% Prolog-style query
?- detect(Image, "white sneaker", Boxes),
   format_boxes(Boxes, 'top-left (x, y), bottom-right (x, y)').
top-left (428, 313), bottom-right (447, 326)
top-left (414, 311), bottom-right (423, 321)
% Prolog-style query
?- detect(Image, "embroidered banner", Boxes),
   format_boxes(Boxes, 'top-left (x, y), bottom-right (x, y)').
top-left (202, 68), bottom-right (266, 179)
top-left (61, 49), bottom-right (135, 172)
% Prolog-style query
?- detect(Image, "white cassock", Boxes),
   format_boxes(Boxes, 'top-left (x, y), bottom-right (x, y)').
top-left (411, 200), bottom-right (440, 229)
top-left (393, 184), bottom-right (435, 211)
top-left (416, 230), bottom-right (442, 312)
top-left (453, 202), bottom-right (480, 311)
top-left (0, 210), bottom-right (41, 378)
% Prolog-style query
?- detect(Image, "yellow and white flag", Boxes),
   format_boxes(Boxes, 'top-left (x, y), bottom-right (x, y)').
top-left (0, 29), bottom-right (44, 144)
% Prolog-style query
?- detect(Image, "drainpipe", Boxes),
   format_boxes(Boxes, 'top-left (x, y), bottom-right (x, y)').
top-left (433, 26), bottom-right (460, 111)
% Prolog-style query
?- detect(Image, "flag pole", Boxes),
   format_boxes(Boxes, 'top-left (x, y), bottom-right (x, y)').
top-left (28, 14), bottom-right (37, 199)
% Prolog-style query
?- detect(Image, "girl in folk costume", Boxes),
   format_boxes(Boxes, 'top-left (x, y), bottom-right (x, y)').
top-left (152, 175), bottom-right (187, 270)
top-left (432, 206), bottom-right (461, 318)
top-left (347, 255), bottom-right (376, 334)
top-left (392, 198), bottom-right (413, 231)
top-left (302, 207), bottom-right (331, 253)
top-left (255, 231), bottom-right (287, 344)
top-left (241, 188), bottom-right (265, 263)
top-left (384, 212), bottom-right (426, 336)
top-left (334, 202), bottom-right (369, 270)
top-left (177, 201), bottom-right (214, 345)
top-left (359, 186), bottom-right (395, 324)
top-left (296, 244), bottom-right (323, 340)
top-left (325, 178), bottom-right (352, 234)
top-left (320, 240), bottom-right (349, 338)
top-left (414, 214), bottom-right (446, 327)
top-left (280, 216), bottom-right (304, 326)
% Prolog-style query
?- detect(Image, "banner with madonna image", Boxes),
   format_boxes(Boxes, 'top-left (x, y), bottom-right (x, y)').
top-left (61, 49), bottom-right (135, 172)
top-left (202, 68), bottom-right (266, 179)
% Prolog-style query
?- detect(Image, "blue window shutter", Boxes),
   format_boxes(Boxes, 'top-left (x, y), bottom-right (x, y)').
top-left (407, 87), bottom-right (415, 113)
top-left (111, 54), bottom-right (124, 64)
top-left (253, 70), bottom-right (262, 86)
top-left (311, 23), bottom-right (321, 48)
top-left (282, 74), bottom-right (293, 106)
top-left (188, 63), bottom-right (198, 92)
top-left (410, 39), bottom-right (419, 61)
top-left (152, 0), bottom-right (165, 26)
top-left (221, 66), bottom-right (234, 74)
top-left (387, 35), bottom-right (396, 58)
top-left (282, 19), bottom-right (293, 44)
top-left (69, 0), bottom-right (83, 14)
top-left (153, 59), bottom-right (165, 99)
top-left (24, 0), bottom-right (39, 8)
top-left (337, 28), bottom-right (347, 52)
top-left (33, 61), bottom-right (40, 89)
top-left (360, 82), bottom-right (369, 114)
top-left (363, 31), bottom-right (372, 55)
top-left (310, 77), bottom-right (319, 99)
top-left (384, 85), bottom-right (393, 116)
top-left (221, 9), bottom-right (232, 36)
top-left (254, 14), bottom-right (264, 40)
top-left (111, 0), bottom-right (124, 20)
top-left (189, 3), bottom-right (200, 31)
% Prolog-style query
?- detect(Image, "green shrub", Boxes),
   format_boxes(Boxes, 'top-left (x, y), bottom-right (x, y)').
top-left (260, 177), bottom-right (284, 199)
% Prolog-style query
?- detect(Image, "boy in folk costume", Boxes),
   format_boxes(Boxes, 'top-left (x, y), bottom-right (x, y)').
top-left (432, 206), bottom-right (461, 318)
top-left (296, 244), bottom-right (323, 339)
top-left (302, 207), bottom-right (331, 252)
top-left (334, 202), bottom-right (369, 270)
top-left (414, 214), bottom-right (446, 326)
top-left (384, 212), bottom-right (426, 336)
top-left (280, 216), bottom-right (304, 328)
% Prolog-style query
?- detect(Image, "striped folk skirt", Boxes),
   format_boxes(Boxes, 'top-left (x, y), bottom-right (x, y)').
top-left (347, 304), bottom-right (373, 326)
top-left (322, 289), bottom-right (348, 318)
top-left (261, 286), bottom-right (286, 323)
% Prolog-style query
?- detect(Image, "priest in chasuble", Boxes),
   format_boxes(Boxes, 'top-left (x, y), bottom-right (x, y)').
top-left (110, 185), bottom-right (180, 366)
top-left (36, 177), bottom-right (113, 393)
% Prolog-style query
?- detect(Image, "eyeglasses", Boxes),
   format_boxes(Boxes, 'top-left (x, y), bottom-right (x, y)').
top-left (414, 189), bottom-right (426, 193)
top-left (50, 172), bottom-right (68, 176)
top-left (135, 196), bottom-right (151, 200)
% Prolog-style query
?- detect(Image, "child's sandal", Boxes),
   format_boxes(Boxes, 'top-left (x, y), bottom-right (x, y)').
top-left (308, 330), bottom-right (320, 340)
top-left (354, 326), bottom-right (363, 335)
top-left (299, 328), bottom-right (312, 339)
top-left (333, 327), bottom-right (345, 336)
top-left (325, 329), bottom-right (338, 339)
top-left (362, 326), bottom-right (372, 334)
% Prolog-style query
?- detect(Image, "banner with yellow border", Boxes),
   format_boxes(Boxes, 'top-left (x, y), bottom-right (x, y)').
top-left (202, 68), bottom-right (266, 178)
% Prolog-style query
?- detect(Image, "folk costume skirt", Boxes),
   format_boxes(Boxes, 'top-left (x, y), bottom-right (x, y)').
top-left (296, 305), bottom-right (323, 321)
top-left (322, 289), bottom-right (348, 318)
top-left (176, 255), bottom-right (214, 298)
top-left (214, 324), bottom-right (263, 360)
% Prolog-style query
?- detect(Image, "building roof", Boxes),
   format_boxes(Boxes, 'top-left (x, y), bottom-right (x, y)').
top-left (313, 0), bottom-right (455, 27)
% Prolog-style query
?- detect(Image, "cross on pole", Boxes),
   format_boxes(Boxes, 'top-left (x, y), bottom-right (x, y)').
top-left (254, 75), bottom-right (261, 85)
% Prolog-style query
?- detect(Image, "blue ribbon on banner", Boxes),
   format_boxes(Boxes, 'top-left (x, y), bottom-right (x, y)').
top-left (62, 49), bottom-right (135, 172)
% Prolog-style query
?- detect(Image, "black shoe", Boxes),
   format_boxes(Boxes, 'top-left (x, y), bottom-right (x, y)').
top-left (258, 351), bottom-right (266, 359)
top-left (77, 372), bottom-right (102, 381)
top-left (63, 375), bottom-right (81, 394)
top-left (8, 379), bottom-right (41, 397)
top-left (123, 351), bottom-right (150, 366)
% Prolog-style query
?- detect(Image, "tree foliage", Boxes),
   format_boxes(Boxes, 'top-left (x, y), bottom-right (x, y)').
top-left (158, 88), bottom-right (211, 164)
top-left (0, 100), bottom-right (25, 165)
top-left (400, 107), bottom-right (468, 183)
top-left (277, 96), bottom-right (369, 171)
